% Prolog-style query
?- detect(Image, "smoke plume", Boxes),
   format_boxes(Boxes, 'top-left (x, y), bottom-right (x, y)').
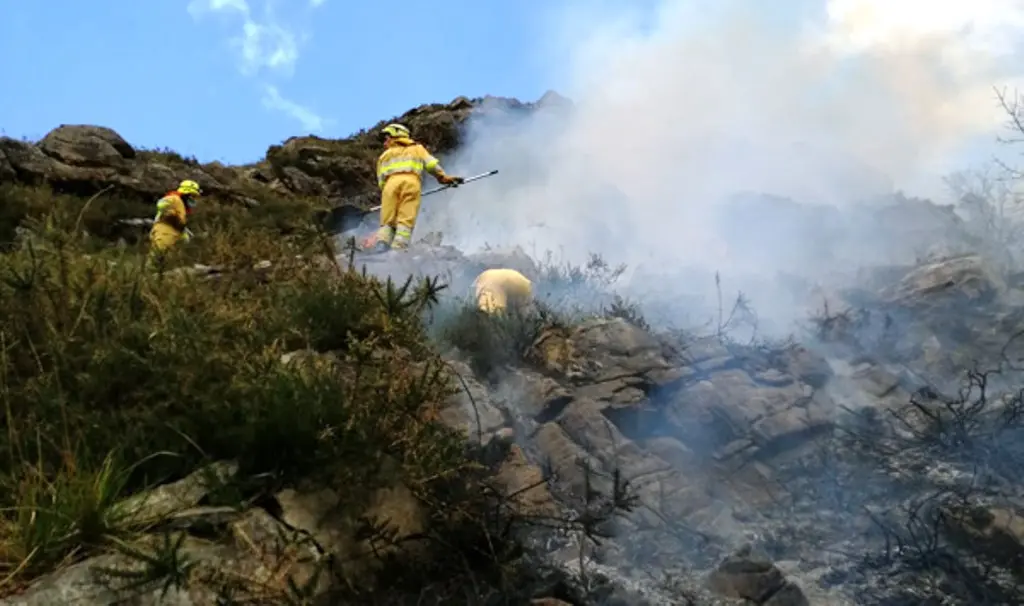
top-left (427, 0), bottom-right (1024, 332)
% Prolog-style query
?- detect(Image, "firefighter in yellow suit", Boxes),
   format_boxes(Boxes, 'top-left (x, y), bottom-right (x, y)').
top-left (362, 124), bottom-right (463, 252)
top-left (474, 268), bottom-right (534, 314)
top-left (149, 179), bottom-right (201, 263)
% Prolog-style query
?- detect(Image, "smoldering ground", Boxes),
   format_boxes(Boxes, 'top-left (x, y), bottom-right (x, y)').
top-left (402, 3), bottom-right (1024, 603)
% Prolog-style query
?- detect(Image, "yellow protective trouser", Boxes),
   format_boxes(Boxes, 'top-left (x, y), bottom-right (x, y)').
top-left (150, 223), bottom-right (183, 252)
top-left (375, 173), bottom-right (422, 249)
top-left (473, 269), bottom-right (534, 314)
top-left (148, 223), bottom-right (184, 268)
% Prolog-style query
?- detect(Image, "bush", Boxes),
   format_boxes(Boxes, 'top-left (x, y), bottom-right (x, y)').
top-left (434, 300), bottom-right (566, 381)
top-left (0, 183), bottom-right (154, 249)
top-left (0, 189), bottom-right (470, 589)
top-left (0, 179), bottom-right (328, 255)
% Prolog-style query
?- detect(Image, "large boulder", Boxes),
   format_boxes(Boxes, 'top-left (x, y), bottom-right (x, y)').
top-left (0, 127), bottom-right (228, 203)
top-left (38, 125), bottom-right (136, 168)
top-left (662, 367), bottom-right (834, 463)
top-left (883, 254), bottom-right (1004, 308)
top-left (708, 545), bottom-right (810, 606)
top-left (823, 254), bottom-right (1017, 383)
top-left (533, 318), bottom-right (690, 403)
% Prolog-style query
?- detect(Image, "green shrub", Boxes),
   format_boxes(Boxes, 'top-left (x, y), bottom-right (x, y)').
top-left (433, 298), bottom-right (569, 381)
top-left (0, 192), bottom-right (468, 588)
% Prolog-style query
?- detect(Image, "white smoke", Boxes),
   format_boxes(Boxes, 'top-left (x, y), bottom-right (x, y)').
top-left (427, 0), bottom-right (1024, 330)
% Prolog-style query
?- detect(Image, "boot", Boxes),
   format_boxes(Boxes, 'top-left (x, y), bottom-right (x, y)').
top-left (360, 234), bottom-right (390, 254)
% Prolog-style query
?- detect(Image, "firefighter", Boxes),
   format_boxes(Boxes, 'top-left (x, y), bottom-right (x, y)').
top-left (362, 123), bottom-right (463, 252)
top-left (473, 268), bottom-right (534, 314)
top-left (149, 179), bottom-right (200, 263)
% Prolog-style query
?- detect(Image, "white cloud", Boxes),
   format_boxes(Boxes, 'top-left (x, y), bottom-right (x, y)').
top-left (235, 21), bottom-right (299, 75)
top-left (188, 0), bottom-right (332, 129)
top-left (187, 0), bottom-right (250, 18)
top-left (188, 0), bottom-right (304, 75)
top-left (261, 85), bottom-right (330, 132)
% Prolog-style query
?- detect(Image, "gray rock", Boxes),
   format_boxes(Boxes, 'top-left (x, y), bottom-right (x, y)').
top-left (442, 359), bottom-right (508, 440)
top-left (38, 125), bottom-right (136, 167)
top-left (884, 254), bottom-right (1003, 307)
top-left (708, 545), bottom-right (809, 605)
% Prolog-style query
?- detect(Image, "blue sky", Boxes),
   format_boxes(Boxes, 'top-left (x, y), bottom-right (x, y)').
top-left (0, 0), bottom-right (580, 164)
top-left (1, 0), bottom-right (1018, 182)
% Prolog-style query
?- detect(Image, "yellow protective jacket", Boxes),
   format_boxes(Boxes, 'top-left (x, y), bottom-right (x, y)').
top-left (376, 137), bottom-right (447, 189)
top-left (149, 192), bottom-right (188, 252)
top-left (473, 269), bottom-right (534, 314)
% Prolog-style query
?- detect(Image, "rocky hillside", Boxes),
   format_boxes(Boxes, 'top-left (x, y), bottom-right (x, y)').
top-left (3, 95), bottom-right (1024, 605)
top-left (0, 92), bottom-right (568, 216)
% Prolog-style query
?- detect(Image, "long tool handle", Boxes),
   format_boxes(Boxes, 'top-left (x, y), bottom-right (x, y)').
top-left (422, 169), bottom-right (499, 195)
top-left (368, 169), bottom-right (499, 211)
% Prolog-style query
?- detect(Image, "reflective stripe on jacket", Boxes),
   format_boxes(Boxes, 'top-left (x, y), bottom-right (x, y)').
top-left (376, 137), bottom-right (442, 189)
top-left (153, 192), bottom-right (187, 231)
